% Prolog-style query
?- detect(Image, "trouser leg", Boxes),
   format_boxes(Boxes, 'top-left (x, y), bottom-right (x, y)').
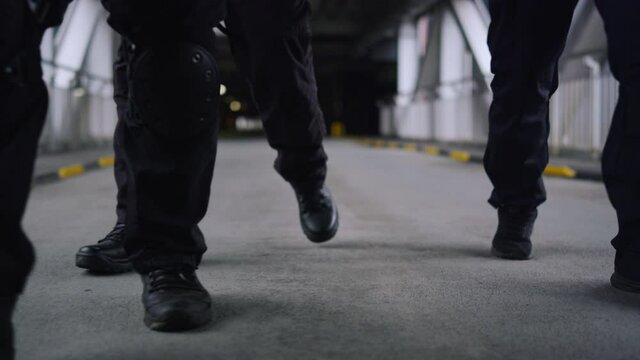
top-left (595, 0), bottom-right (640, 254)
top-left (113, 40), bottom-right (128, 224)
top-left (484, 0), bottom-right (577, 208)
top-left (0, 79), bottom-right (47, 296)
top-left (0, 0), bottom-right (47, 300)
top-left (226, 0), bottom-right (327, 191)
top-left (0, 78), bottom-right (44, 359)
top-left (113, 122), bottom-right (127, 224)
top-left (101, 0), bottom-right (225, 273)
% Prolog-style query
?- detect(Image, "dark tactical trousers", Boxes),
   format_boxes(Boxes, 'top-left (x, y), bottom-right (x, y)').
top-left (485, 0), bottom-right (640, 254)
top-left (0, 1), bottom-right (49, 297)
top-left (102, 0), bottom-right (328, 272)
top-left (1, 1), bottom-right (69, 355)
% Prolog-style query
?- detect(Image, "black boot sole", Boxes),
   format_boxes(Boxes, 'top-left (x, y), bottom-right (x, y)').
top-left (144, 308), bottom-right (212, 332)
top-left (610, 272), bottom-right (640, 294)
top-left (491, 246), bottom-right (532, 260)
top-left (302, 210), bottom-right (339, 244)
top-left (75, 253), bottom-right (133, 274)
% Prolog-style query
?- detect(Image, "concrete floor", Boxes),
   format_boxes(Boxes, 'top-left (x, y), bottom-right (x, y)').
top-left (15, 139), bottom-right (640, 359)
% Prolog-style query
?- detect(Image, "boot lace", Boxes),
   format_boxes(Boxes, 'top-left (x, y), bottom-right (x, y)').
top-left (299, 189), bottom-right (331, 214)
top-left (147, 268), bottom-right (201, 293)
top-left (98, 223), bottom-right (126, 243)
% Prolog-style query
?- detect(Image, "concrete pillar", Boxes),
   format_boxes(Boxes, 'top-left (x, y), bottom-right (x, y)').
top-left (438, 10), bottom-right (470, 98)
top-left (41, 1), bottom-right (116, 150)
top-left (53, 0), bottom-right (103, 89)
top-left (397, 20), bottom-right (419, 106)
top-left (435, 9), bottom-right (473, 141)
top-left (85, 17), bottom-right (116, 144)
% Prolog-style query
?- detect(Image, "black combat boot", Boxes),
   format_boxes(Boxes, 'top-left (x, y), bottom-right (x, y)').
top-left (610, 250), bottom-right (640, 293)
top-left (0, 295), bottom-right (17, 360)
top-left (141, 267), bottom-right (212, 332)
top-left (294, 185), bottom-right (339, 243)
top-left (75, 223), bottom-right (132, 273)
top-left (491, 207), bottom-right (537, 260)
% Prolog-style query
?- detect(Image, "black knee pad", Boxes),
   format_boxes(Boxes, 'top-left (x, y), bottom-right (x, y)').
top-left (128, 43), bottom-right (219, 140)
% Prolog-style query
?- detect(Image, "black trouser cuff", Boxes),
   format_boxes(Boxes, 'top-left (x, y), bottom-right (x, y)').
top-left (275, 146), bottom-right (327, 192)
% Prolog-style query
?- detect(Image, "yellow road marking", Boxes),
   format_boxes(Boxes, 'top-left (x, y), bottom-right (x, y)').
top-left (424, 146), bottom-right (440, 155)
top-left (403, 143), bottom-right (418, 152)
top-left (357, 139), bottom-right (582, 181)
top-left (544, 165), bottom-right (577, 178)
top-left (98, 156), bottom-right (115, 167)
top-left (330, 122), bottom-right (346, 137)
top-left (58, 165), bottom-right (85, 178)
top-left (449, 151), bottom-right (471, 162)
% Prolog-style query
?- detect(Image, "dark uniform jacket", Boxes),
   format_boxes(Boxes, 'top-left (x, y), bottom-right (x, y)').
top-left (1, 0), bottom-right (71, 76)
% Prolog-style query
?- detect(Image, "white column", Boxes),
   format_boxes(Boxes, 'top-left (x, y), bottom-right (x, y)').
top-left (85, 16), bottom-right (116, 144)
top-left (450, 0), bottom-right (492, 87)
top-left (436, 8), bottom-right (473, 141)
top-left (397, 20), bottom-right (419, 106)
top-left (53, 0), bottom-right (103, 89)
top-left (439, 10), bottom-right (469, 98)
top-left (583, 55), bottom-right (602, 152)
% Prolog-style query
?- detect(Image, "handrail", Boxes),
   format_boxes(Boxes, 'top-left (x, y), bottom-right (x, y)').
top-left (41, 58), bottom-right (112, 84)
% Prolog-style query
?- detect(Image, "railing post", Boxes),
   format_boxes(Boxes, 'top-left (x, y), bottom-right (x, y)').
top-left (583, 55), bottom-right (602, 154)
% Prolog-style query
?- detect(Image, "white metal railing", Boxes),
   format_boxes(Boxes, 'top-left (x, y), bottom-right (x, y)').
top-left (39, 68), bottom-right (117, 152)
top-left (381, 71), bottom-right (618, 155)
top-left (37, 9), bottom-right (117, 153)
top-left (549, 72), bottom-right (617, 155)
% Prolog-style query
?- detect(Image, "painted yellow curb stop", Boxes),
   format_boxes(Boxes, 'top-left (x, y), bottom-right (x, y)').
top-left (544, 165), bottom-right (577, 178)
top-left (403, 143), bottom-right (418, 152)
top-left (353, 138), bottom-right (594, 182)
top-left (449, 151), bottom-right (471, 162)
top-left (98, 156), bottom-right (115, 167)
top-left (330, 122), bottom-right (346, 137)
top-left (424, 146), bottom-right (440, 155)
top-left (58, 165), bottom-right (85, 178)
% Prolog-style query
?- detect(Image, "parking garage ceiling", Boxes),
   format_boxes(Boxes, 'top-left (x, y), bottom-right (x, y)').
top-left (217, 0), bottom-right (440, 71)
top-left (216, 0), bottom-right (442, 113)
top-left (311, 0), bottom-right (441, 54)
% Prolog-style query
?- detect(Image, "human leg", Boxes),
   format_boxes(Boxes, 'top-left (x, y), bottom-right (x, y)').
top-left (226, 0), bottom-right (338, 242)
top-left (76, 40), bottom-right (132, 273)
top-left (595, 0), bottom-right (640, 293)
top-left (485, 0), bottom-right (578, 259)
top-left (100, 0), bottom-right (224, 330)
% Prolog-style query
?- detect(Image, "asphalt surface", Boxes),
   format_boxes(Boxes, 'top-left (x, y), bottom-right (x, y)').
top-left (15, 139), bottom-right (640, 360)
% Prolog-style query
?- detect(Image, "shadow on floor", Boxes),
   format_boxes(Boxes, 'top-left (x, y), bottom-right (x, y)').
top-left (318, 241), bottom-right (493, 259)
top-left (188, 294), bottom-right (287, 333)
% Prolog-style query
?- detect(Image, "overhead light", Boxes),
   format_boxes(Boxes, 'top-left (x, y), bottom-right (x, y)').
top-left (229, 100), bottom-right (242, 112)
top-left (220, 84), bottom-right (227, 96)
